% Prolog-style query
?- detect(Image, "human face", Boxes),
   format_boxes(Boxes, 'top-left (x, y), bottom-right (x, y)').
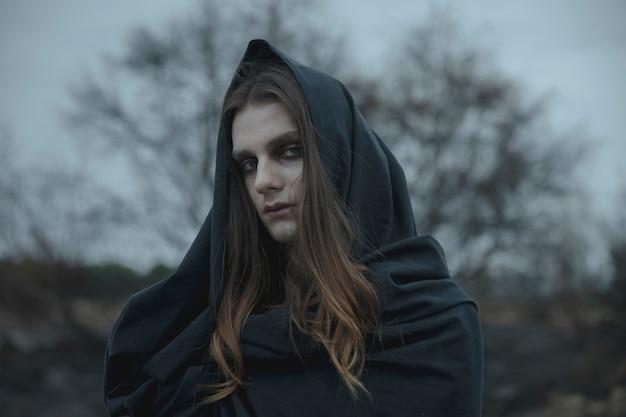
top-left (231, 100), bottom-right (303, 242)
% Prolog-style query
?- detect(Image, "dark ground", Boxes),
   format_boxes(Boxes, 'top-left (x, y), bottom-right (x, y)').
top-left (1, 300), bottom-right (625, 417)
top-left (0, 329), bottom-right (108, 417)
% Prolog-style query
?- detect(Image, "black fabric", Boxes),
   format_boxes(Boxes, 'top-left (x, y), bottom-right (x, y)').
top-left (104, 39), bottom-right (484, 417)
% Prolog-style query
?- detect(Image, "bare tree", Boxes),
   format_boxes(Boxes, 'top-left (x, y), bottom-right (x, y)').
top-left (66, 0), bottom-right (347, 259)
top-left (350, 13), bottom-right (592, 295)
top-left (0, 123), bottom-right (135, 333)
top-left (0, 123), bottom-right (132, 264)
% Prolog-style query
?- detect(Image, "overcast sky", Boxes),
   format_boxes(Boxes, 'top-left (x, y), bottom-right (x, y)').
top-left (1, 0), bottom-right (625, 216)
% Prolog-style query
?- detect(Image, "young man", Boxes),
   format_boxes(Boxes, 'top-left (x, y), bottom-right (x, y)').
top-left (105, 39), bottom-right (484, 417)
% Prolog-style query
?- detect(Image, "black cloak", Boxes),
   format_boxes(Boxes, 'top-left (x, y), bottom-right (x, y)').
top-left (105, 40), bottom-right (484, 417)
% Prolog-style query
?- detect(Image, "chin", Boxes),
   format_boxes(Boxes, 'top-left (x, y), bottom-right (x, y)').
top-left (268, 223), bottom-right (298, 243)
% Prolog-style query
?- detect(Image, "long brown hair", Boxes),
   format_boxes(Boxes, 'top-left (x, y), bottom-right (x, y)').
top-left (205, 61), bottom-right (379, 403)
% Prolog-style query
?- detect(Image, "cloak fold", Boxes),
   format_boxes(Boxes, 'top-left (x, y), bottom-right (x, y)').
top-left (105, 39), bottom-right (483, 417)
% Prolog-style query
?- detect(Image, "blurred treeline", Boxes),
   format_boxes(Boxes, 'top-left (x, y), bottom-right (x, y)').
top-left (0, 1), bottom-right (624, 416)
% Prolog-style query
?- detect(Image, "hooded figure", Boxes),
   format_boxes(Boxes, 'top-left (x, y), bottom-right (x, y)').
top-left (104, 40), bottom-right (484, 417)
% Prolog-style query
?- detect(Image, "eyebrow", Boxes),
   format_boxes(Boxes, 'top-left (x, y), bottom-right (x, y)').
top-left (232, 130), bottom-right (300, 161)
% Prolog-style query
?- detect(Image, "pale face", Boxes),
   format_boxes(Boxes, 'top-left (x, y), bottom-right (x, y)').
top-left (231, 100), bottom-right (303, 242)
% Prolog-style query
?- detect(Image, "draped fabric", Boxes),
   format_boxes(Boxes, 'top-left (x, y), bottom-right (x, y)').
top-left (104, 39), bottom-right (484, 417)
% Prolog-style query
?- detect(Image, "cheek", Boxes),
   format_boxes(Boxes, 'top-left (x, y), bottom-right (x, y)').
top-left (288, 168), bottom-right (304, 198)
top-left (287, 161), bottom-right (304, 185)
top-left (244, 177), bottom-right (261, 203)
top-left (244, 176), bottom-right (254, 193)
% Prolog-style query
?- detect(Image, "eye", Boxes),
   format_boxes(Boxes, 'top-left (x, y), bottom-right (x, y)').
top-left (240, 158), bottom-right (258, 172)
top-left (282, 143), bottom-right (302, 158)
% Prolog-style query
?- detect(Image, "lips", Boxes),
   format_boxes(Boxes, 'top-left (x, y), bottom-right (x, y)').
top-left (264, 202), bottom-right (294, 218)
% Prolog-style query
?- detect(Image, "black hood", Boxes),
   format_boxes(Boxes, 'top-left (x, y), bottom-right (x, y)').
top-left (208, 40), bottom-right (418, 306)
top-left (104, 40), bottom-right (483, 417)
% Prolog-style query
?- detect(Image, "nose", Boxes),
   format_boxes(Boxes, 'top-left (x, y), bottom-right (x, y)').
top-left (254, 159), bottom-right (283, 194)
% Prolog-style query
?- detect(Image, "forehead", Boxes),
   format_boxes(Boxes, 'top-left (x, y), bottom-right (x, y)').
top-left (231, 101), bottom-right (297, 152)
